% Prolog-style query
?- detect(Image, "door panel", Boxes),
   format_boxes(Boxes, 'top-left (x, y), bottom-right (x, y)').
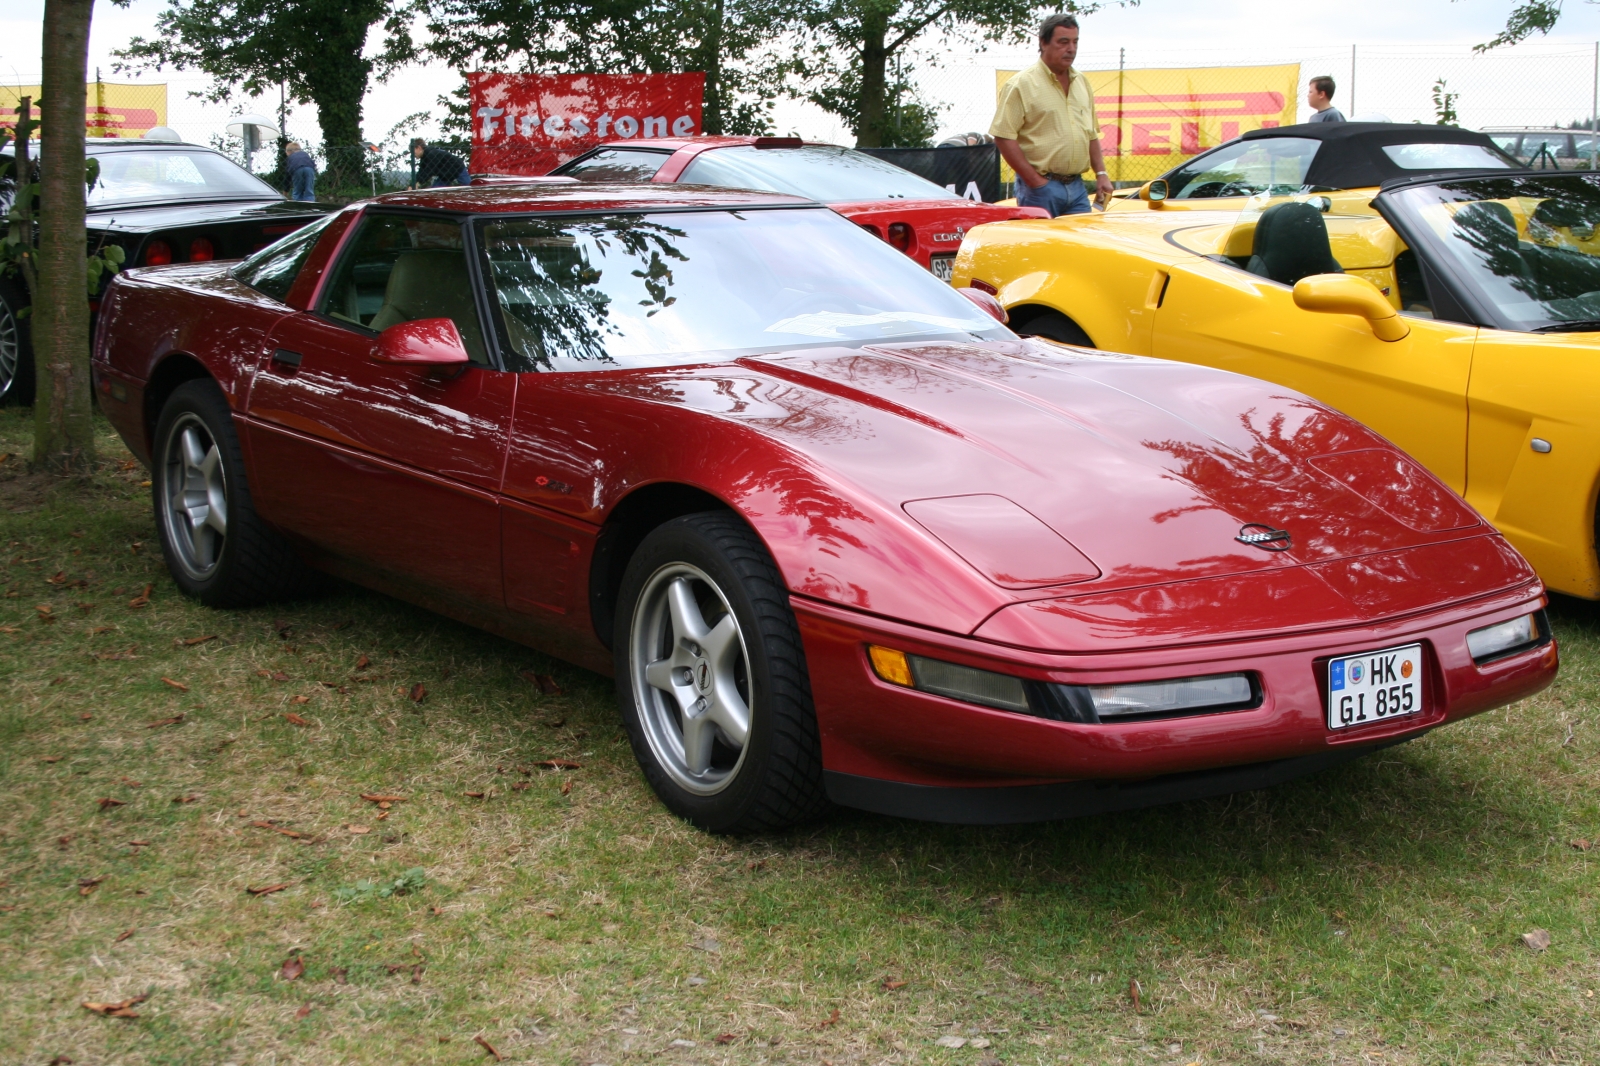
top-left (1153, 261), bottom-right (1475, 491)
top-left (245, 311), bottom-right (514, 605)
top-left (1465, 330), bottom-right (1600, 597)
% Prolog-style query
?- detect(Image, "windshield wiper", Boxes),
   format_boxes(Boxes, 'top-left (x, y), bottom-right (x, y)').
top-left (1533, 319), bottom-right (1600, 333)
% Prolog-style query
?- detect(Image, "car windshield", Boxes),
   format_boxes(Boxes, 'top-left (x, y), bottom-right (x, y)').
top-left (86, 147), bottom-right (282, 206)
top-left (1385, 172), bottom-right (1600, 331)
top-left (1167, 137), bottom-right (1323, 199)
top-left (477, 207), bottom-right (1008, 371)
top-left (677, 145), bottom-right (961, 203)
top-left (1380, 143), bottom-right (1517, 170)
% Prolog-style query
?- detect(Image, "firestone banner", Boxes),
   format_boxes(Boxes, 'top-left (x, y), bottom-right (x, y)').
top-left (469, 72), bottom-right (705, 176)
top-left (996, 63), bottom-right (1300, 183)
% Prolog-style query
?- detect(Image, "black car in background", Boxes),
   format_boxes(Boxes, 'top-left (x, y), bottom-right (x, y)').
top-left (0, 138), bottom-right (335, 404)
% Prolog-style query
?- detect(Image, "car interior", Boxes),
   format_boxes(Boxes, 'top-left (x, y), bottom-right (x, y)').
top-left (320, 214), bottom-right (490, 365)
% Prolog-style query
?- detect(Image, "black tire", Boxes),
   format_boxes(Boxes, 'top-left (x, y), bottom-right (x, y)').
top-left (613, 512), bottom-right (828, 833)
top-left (0, 275), bottom-right (35, 406)
top-left (151, 378), bottom-right (319, 607)
top-left (1017, 310), bottom-right (1094, 348)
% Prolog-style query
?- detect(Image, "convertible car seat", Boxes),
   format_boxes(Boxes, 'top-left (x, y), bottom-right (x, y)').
top-left (368, 249), bottom-right (489, 364)
top-left (1246, 201), bottom-right (1344, 286)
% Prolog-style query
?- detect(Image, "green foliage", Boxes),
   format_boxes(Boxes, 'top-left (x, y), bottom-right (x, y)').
top-left (333, 868), bottom-right (428, 902)
top-left (807, 63), bottom-right (942, 147)
top-left (2, 105), bottom-right (122, 301)
top-left (1475, 0), bottom-right (1564, 51)
top-left (113, 0), bottom-right (415, 148)
top-left (1432, 78), bottom-right (1460, 126)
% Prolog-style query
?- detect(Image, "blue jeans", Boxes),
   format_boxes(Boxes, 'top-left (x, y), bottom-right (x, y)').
top-left (290, 167), bottom-right (315, 201)
top-left (1017, 175), bottom-right (1090, 217)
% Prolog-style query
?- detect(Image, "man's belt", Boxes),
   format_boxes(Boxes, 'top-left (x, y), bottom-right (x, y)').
top-left (1044, 172), bottom-right (1084, 183)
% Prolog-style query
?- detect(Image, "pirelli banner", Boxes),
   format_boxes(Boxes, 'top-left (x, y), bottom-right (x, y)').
top-left (1, 81), bottom-right (168, 139)
top-left (469, 72), bottom-right (705, 176)
top-left (996, 63), bottom-right (1300, 183)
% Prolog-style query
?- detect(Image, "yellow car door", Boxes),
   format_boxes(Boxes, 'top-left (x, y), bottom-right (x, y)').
top-left (1462, 330), bottom-right (1600, 596)
top-left (1151, 260), bottom-right (1475, 491)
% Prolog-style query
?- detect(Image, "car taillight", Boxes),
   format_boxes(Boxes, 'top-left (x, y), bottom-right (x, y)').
top-left (144, 240), bottom-right (172, 266)
top-left (188, 237), bottom-right (214, 262)
top-left (887, 222), bottom-right (914, 253)
top-left (969, 278), bottom-right (999, 295)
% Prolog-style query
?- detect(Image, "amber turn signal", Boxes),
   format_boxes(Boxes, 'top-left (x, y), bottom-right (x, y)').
top-left (867, 645), bottom-right (914, 687)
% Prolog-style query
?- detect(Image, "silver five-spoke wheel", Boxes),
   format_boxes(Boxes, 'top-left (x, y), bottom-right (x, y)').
top-left (0, 287), bottom-right (21, 401)
top-left (630, 562), bottom-right (752, 796)
top-left (159, 413), bottom-right (229, 581)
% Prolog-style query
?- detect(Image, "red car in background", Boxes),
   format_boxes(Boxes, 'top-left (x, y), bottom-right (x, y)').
top-left (93, 182), bottom-right (1555, 833)
top-left (548, 136), bottom-right (1046, 280)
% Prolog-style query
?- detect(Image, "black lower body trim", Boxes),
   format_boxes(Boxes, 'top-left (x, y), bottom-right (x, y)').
top-left (824, 736), bottom-right (1416, 825)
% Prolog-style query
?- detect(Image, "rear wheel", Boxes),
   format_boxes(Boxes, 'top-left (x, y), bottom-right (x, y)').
top-left (1017, 309), bottom-right (1094, 348)
top-left (0, 277), bottom-right (35, 406)
top-left (153, 378), bottom-right (319, 607)
top-left (615, 512), bottom-right (827, 833)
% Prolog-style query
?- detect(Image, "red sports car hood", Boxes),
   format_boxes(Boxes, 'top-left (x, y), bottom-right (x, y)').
top-left (582, 338), bottom-right (1527, 641)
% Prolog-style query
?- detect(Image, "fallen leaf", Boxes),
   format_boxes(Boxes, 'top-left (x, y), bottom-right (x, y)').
top-left (409, 683), bottom-right (427, 703)
top-left (536, 759), bottom-right (581, 770)
top-left (360, 793), bottom-right (405, 803)
top-left (1130, 977), bottom-right (1142, 1012)
top-left (332, 967), bottom-right (348, 984)
top-left (252, 821), bottom-right (304, 839)
top-left (715, 1032), bottom-right (738, 1044)
top-left (411, 963), bottom-right (424, 983)
top-left (356, 654), bottom-right (371, 670)
top-left (127, 840), bottom-right (151, 848)
top-left (935, 1035), bottom-right (966, 1049)
top-left (77, 877), bottom-right (104, 896)
top-left (511, 781), bottom-right (530, 792)
top-left (290, 695), bottom-right (311, 705)
top-left (58, 835), bottom-right (74, 848)
top-left (280, 955), bottom-right (305, 981)
top-left (820, 1008), bottom-right (840, 1028)
top-left (36, 604), bottom-right (56, 623)
top-left (284, 712), bottom-right (312, 726)
top-left (114, 928), bottom-right (135, 942)
top-left (179, 635), bottom-right (218, 646)
top-left (560, 778), bottom-right (572, 796)
top-left (431, 905), bottom-right (443, 916)
top-left (160, 677), bottom-right (188, 692)
top-left (270, 671), bottom-right (290, 682)
top-left (1572, 838), bottom-right (1593, 852)
top-left (376, 809), bottom-right (390, 820)
top-left (273, 619), bottom-right (293, 637)
top-left (172, 794), bottom-right (198, 804)
top-left (94, 646), bottom-right (138, 661)
top-left (128, 584), bottom-right (153, 609)
top-left (89, 626), bottom-right (114, 635)
top-left (474, 1034), bottom-right (503, 1061)
top-left (48, 1056), bottom-right (73, 1064)
top-left (81, 992), bottom-right (149, 1017)
top-left (0, 625), bottom-right (18, 634)
top-left (80, 713), bottom-right (94, 721)
top-left (518, 669), bottom-right (563, 695)
top-left (1523, 929), bottom-right (1552, 952)
top-left (247, 882), bottom-right (293, 896)
top-left (463, 791), bottom-right (486, 798)
top-left (97, 797), bottom-right (126, 810)
top-left (147, 715), bottom-right (185, 728)
top-left (119, 777), bottom-right (142, 787)
top-left (690, 937), bottom-right (721, 953)
top-left (39, 755), bottom-right (62, 763)
top-left (295, 1003), bottom-right (312, 1019)
top-left (883, 978), bottom-right (907, 990)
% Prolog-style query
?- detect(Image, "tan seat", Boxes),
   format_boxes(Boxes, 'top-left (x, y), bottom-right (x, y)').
top-left (368, 249), bottom-right (489, 364)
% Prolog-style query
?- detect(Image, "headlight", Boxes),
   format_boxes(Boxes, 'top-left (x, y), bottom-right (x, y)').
top-left (867, 645), bottom-right (1256, 722)
top-left (1466, 612), bottom-right (1545, 663)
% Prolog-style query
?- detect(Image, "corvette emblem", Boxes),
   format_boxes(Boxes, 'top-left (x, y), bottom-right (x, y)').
top-left (932, 226), bottom-right (966, 243)
top-left (1236, 523), bottom-right (1292, 551)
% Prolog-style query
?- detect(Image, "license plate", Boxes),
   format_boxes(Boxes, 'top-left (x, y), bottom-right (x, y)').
top-left (930, 255), bottom-right (955, 283)
top-left (1327, 643), bottom-right (1423, 730)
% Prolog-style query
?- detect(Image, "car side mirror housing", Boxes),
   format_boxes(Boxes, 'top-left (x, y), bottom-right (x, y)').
top-left (373, 318), bottom-right (473, 366)
top-left (960, 286), bottom-right (1008, 324)
top-left (1139, 179), bottom-right (1168, 205)
top-left (1292, 274), bottom-right (1410, 342)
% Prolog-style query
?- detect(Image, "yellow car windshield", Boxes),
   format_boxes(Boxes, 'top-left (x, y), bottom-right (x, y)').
top-left (1386, 172), bottom-right (1600, 332)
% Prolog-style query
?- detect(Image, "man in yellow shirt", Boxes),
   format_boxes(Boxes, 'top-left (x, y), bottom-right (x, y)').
top-left (990, 14), bottom-right (1114, 216)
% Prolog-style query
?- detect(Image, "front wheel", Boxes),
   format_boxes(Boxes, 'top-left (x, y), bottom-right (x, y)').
top-left (152, 378), bottom-right (319, 607)
top-left (614, 512), bottom-right (827, 833)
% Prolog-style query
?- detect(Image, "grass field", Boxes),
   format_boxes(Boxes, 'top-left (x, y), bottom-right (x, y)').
top-left (0, 406), bottom-right (1596, 1066)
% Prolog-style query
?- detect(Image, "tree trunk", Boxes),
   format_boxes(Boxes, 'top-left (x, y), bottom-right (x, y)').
top-left (854, 15), bottom-right (889, 148)
top-left (33, 0), bottom-right (96, 475)
top-left (701, 0), bottom-right (725, 135)
top-left (302, 7), bottom-right (373, 149)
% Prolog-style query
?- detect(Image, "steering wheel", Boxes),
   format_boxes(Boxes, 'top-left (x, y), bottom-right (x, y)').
top-left (1216, 181), bottom-right (1255, 198)
top-left (1186, 181), bottom-right (1226, 199)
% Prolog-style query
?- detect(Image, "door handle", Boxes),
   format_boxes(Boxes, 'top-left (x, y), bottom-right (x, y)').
top-left (271, 348), bottom-right (303, 369)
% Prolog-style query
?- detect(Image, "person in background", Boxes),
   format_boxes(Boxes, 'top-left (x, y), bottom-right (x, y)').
top-left (284, 141), bottom-right (316, 202)
top-left (1307, 76), bottom-right (1346, 123)
top-left (990, 12), bottom-right (1114, 217)
top-left (411, 138), bottom-right (470, 188)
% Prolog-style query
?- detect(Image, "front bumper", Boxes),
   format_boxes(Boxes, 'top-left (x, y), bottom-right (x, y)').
top-left (793, 580), bottom-right (1555, 820)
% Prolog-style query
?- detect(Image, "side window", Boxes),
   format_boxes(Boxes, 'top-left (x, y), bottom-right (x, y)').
top-left (558, 149), bottom-right (671, 182)
top-left (317, 213), bottom-right (490, 365)
top-left (232, 212), bottom-right (337, 303)
top-left (1394, 249), bottom-right (1433, 318)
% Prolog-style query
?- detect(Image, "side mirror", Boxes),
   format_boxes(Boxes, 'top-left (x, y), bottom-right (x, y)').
top-left (960, 286), bottom-right (1008, 324)
top-left (1292, 274), bottom-right (1410, 342)
top-left (1139, 179), bottom-right (1168, 205)
top-left (373, 318), bottom-right (472, 366)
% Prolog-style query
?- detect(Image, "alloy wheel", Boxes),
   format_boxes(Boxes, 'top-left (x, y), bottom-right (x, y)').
top-left (0, 293), bottom-right (19, 400)
top-left (159, 413), bottom-right (229, 580)
top-left (629, 562), bottom-right (753, 796)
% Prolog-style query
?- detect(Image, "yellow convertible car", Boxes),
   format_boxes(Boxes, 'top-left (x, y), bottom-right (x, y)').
top-left (955, 168), bottom-right (1600, 598)
top-left (1102, 122), bottom-right (1521, 216)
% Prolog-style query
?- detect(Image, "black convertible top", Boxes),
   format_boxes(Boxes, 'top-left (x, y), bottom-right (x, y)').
top-left (1235, 122), bottom-right (1519, 190)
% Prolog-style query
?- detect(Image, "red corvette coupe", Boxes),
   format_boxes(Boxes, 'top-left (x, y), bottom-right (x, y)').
top-left (547, 136), bottom-right (1045, 280)
top-left (94, 183), bottom-right (1556, 832)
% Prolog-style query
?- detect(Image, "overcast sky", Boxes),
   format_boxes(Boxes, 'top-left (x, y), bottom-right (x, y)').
top-left (5, 0), bottom-right (1600, 147)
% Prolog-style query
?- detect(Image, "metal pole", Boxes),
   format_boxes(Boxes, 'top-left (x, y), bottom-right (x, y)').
top-left (1350, 44), bottom-right (1356, 118)
top-left (1117, 46), bottom-right (1125, 183)
top-left (1591, 41), bottom-right (1597, 169)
